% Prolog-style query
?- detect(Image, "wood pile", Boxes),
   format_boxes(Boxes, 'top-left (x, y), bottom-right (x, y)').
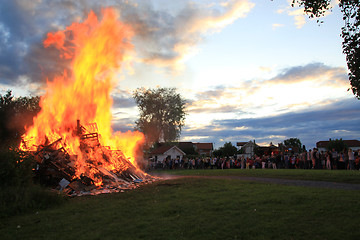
top-left (24, 120), bottom-right (156, 196)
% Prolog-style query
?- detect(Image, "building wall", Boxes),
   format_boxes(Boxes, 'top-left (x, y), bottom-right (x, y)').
top-left (155, 147), bottom-right (184, 163)
top-left (166, 148), bottom-right (184, 160)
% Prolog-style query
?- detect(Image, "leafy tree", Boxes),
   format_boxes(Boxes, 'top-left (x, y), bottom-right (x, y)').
top-left (291, 0), bottom-right (360, 99)
top-left (212, 148), bottom-right (222, 158)
top-left (133, 87), bottom-right (186, 144)
top-left (327, 138), bottom-right (347, 152)
top-left (253, 144), bottom-right (264, 157)
top-left (283, 138), bottom-right (302, 153)
top-left (0, 90), bottom-right (40, 147)
top-left (213, 142), bottom-right (237, 157)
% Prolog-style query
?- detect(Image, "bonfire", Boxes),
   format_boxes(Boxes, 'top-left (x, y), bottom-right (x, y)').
top-left (19, 8), bottom-right (155, 196)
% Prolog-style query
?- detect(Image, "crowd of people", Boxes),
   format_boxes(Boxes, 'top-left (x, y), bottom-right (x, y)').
top-left (150, 148), bottom-right (360, 171)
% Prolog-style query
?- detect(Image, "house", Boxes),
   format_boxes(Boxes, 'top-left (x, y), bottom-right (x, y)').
top-left (177, 142), bottom-right (197, 155)
top-left (259, 142), bottom-right (280, 155)
top-left (236, 142), bottom-right (248, 150)
top-left (237, 140), bottom-right (256, 158)
top-left (150, 145), bottom-right (186, 163)
top-left (194, 143), bottom-right (213, 156)
top-left (316, 139), bottom-right (360, 152)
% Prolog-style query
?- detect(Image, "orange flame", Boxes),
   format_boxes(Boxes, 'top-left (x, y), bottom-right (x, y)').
top-left (20, 8), bottom-right (145, 185)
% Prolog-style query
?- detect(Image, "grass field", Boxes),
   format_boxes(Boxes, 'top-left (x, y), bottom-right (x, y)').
top-left (152, 168), bottom-right (360, 183)
top-left (1, 169), bottom-right (360, 240)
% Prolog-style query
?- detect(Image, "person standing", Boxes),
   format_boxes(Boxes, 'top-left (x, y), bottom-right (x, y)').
top-left (320, 151), bottom-right (326, 169)
top-left (301, 151), bottom-right (306, 169)
top-left (355, 150), bottom-right (360, 170)
top-left (338, 151), bottom-right (345, 170)
top-left (284, 154), bottom-right (289, 169)
top-left (332, 149), bottom-right (338, 170)
top-left (311, 148), bottom-right (317, 169)
top-left (348, 149), bottom-right (355, 170)
top-left (246, 158), bottom-right (250, 169)
top-left (326, 151), bottom-right (331, 170)
top-left (261, 155), bottom-right (266, 169)
top-left (307, 149), bottom-right (312, 169)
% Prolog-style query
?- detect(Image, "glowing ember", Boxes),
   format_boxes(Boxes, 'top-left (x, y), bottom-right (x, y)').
top-left (20, 8), bottom-right (147, 189)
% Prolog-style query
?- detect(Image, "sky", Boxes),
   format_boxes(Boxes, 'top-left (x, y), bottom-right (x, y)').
top-left (0, 0), bottom-right (359, 150)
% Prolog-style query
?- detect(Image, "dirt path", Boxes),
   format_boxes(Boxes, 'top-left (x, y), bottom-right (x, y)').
top-left (153, 173), bottom-right (360, 191)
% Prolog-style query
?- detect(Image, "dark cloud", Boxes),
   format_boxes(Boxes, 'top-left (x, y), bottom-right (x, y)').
top-left (0, 1), bottom-right (33, 84)
top-left (0, 0), bottom-right (254, 85)
top-left (111, 91), bottom-right (137, 109)
top-left (182, 98), bottom-right (360, 149)
top-left (0, 0), bottom-right (85, 85)
top-left (111, 117), bottom-right (136, 133)
top-left (194, 86), bottom-right (227, 99)
top-left (24, 42), bottom-right (72, 83)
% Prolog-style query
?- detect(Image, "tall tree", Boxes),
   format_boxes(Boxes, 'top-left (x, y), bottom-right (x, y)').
top-left (327, 138), bottom-right (347, 152)
top-left (133, 87), bottom-right (186, 144)
top-left (213, 142), bottom-right (237, 157)
top-left (0, 90), bottom-right (40, 147)
top-left (292, 0), bottom-right (360, 99)
top-left (283, 138), bottom-right (302, 153)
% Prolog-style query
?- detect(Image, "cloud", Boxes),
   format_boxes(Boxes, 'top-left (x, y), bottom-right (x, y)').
top-left (124, 0), bottom-right (255, 71)
top-left (184, 62), bottom-right (350, 120)
top-left (272, 23), bottom-right (284, 30)
top-left (111, 117), bottom-right (137, 133)
top-left (270, 62), bottom-right (348, 86)
top-left (276, 1), bottom-right (310, 29)
top-left (0, 0), bottom-right (255, 87)
top-left (186, 86), bottom-right (249, 114)
top-left (277, 0), bottom-right (338, 29)
top-left (111, 89), bottom-right (137, 109)
top-left (188, 103), bottom-right (241, 114)
top-left (182, 97), bottom-right (360, 149)
top-left (288, 8), bottom-right (306, 28)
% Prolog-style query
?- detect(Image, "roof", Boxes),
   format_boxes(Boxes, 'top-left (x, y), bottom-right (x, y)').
top-left (316, 140), bottom-right (360, 148)
top-left (177, 142), bottom-right (195, 149)
top-left (150, 145), bottom-right (185, 155)
top-left (194, 143), bottom-right (213, 150)
top-left (237, 142), bottom-right (248, 147)
top-left (150, 145), bottom-right (173, 155)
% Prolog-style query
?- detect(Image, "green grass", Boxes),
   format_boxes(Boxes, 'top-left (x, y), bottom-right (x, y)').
top-left (1, 172), bottom-right (360, 240)
top-left (0, 185), bottom-right (65, 218)
top-left (152, 168), bottom-right (360, 183)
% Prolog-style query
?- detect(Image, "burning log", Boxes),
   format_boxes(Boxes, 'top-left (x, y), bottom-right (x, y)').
top-left (18, 9), bottom-right (158, 196)
top-left (24, 120), bottom-right (156, 196)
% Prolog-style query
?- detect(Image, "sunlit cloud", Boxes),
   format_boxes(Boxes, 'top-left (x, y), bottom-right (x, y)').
top-left (234, 126), bottom-right (249, 130)
top-left (185, 62), bottom-right (351, 124)
top-left (182, 135), bottom-right (210, 141)
top-left (269, 62), bottom-right (348, 85)
top-left (277, 0), bottom-right (338, 29)
top-left (289, 8), bottom-right (306, 28)
top-left (0, 0), bottom-right (255, 85)
top-left (272, 23), bottom-right (284, 30)
top-left (134, 0), bottom-right (255, 72)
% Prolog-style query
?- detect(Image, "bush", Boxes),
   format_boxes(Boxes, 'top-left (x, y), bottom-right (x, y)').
top-left (0, 148), bottom-right (65, 218)
top-left (0, 148), bottom-right (34, 187)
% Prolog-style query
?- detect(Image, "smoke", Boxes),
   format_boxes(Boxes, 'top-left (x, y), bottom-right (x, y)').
top-left (0, 0), bottom-right (254, 86)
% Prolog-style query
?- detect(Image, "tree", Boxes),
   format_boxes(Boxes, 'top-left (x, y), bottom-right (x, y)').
top-left (133, 87), bottom-right (186, 144)
top-left (283, 138), bottom-right (302, 153)
top-left (327, 138), bottom-right (347, 152)
top-left (0, 90), bottom-right (40, 147)
top-left (291, 0), bottom-right (360, 99)
top-left (213, 142), bottom-right (237, 157)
